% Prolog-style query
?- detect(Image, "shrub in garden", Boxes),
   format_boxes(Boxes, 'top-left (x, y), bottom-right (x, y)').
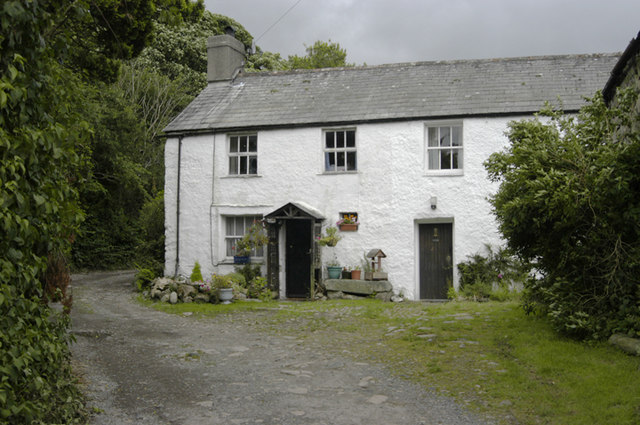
top-left (190, 261), bottom-right (203, 282)
top-left (457, 245), bottom-right (528, 300)
top-left (135, 268), bottom-right (156, 292)
top-left (485, 89), bottom-right (640, 339)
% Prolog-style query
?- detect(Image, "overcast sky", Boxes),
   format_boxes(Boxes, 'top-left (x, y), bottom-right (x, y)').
top-left (204, 0), bottom-right (639, 65)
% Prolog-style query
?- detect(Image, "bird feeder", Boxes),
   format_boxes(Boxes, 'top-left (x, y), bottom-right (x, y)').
top-left (366, 249), bottom-right (388, 281)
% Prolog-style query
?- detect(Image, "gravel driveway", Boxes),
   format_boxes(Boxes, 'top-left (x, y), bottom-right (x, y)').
top-left (70, 271), bottom-right (489, 425)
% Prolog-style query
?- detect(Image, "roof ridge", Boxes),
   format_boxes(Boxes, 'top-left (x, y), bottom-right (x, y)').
top-left (240, 52), bottom-right (622, 78)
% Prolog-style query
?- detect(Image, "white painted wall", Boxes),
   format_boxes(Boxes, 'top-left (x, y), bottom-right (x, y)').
top-left (165, 116), bottom-right (525, 299)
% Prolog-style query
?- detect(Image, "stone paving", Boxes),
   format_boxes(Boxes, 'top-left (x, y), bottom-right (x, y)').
top-left (71, 271), bottom-right (490, 425)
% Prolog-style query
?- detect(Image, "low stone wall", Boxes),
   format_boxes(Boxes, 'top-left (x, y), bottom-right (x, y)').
top-left (145, 277), bottom-right (227, 304)
top-left (324, 279), bottom-right (395, 301)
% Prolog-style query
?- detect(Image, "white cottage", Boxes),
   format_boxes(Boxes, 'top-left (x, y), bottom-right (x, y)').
top-left (163, 34), bottom-right (618, 300)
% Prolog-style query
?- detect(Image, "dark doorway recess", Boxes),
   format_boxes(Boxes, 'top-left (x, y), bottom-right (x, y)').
top-left (286, 220), bottom-right (312, 298)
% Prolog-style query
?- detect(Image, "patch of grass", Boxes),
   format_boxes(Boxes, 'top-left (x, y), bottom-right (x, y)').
top-left (136, 295), bottom-right (285, 317)
top-left (138, 297), bottom-right (640, 424)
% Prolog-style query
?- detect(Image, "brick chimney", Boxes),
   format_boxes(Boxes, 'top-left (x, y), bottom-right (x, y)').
top-left (207, 34), bottom-right (245, 82)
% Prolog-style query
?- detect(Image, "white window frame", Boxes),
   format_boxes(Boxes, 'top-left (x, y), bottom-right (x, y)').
top-left (424, 123), bottom-right (463, 175)
top-left (228, 134), bottom-right (258, 176)
top-left (224, 215), bottom-right (264, 258)
top-left (323, 128), bottom-right (357, 173)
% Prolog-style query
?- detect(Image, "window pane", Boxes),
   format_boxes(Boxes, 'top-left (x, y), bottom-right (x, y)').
top-left (248, 156), bottom-right (257, 174)
top-left (346, 151), bottom-right (357, 170)
top-left (346, 130), bottom-right (355, 147)
top-left (453, 148), bottom-right (462, 169)
top-left (428, 127), bottom-right (438, 147)
top-left (230, 137), bottom-right (238, 152)
top-left (226, 238), bottom-right (235, 256)
top-left (226, 217), bottom-right (235, 236)
top-left (452, 127), bottom-right (462, 147)
top-left (439, 127), bottom-right (451, 147)
top-left (441, 150), bottom-right (451, 169)
top-left (325, 152), bottom-right (335, 171)
top-left (229, 157), bottom-right (238, 174)
top-left (239, 136), bottom-right (248, 152)
top-left (239, 156), bottom-right (247, 174)
top-left (337, 151), bottom-right (345, 169)
top-left (428, 150), bottom-right (439, 169)
top-left (326, 132), bottom-right (334, 148)
top-left (249, 135), bottom-right (257, 152)
top-left (336, 131), bottom-right (344, 148)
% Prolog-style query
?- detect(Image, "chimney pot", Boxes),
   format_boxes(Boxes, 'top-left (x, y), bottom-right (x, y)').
top-left (207, 34), bottom-right (245, 82)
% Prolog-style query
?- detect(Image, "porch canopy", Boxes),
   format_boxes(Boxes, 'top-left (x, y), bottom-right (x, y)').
top-left (264, 201), bottom-right (325, 222)
top-left (264, 201), bottom-right (325, 299)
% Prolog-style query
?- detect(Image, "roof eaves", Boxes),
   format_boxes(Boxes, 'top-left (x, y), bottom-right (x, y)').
top-left (603, 31), bottom-right (640, 104)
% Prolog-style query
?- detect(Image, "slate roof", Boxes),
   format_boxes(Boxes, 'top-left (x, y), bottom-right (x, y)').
top-left (603, 31), bottom-right (640, 103)
top-left (164, 53), bottom-right (620, 135)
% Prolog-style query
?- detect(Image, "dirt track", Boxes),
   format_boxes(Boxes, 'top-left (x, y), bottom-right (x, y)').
top-left (70, 271), bottom-right (489, 425)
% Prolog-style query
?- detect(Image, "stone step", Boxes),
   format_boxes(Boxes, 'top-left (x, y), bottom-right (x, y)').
top-left (324, 279), bottom-right (392, 295)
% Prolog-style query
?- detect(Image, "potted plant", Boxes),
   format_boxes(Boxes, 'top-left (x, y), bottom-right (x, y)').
top-left (351, 265), bottom-right (362, 280)
top-left (341, 266), bottom-right (352, 279)
top-left (337, 214), bottom-right (359, 231)
top-left (318, 226), bottom-right (342, 279)
top-left (213, 274), bottom-right (233, 304)
top-left (233, 220), bottom-right (268, 264)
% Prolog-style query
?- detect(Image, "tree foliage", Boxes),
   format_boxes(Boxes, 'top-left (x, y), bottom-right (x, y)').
top-left (287, 40), bottom-right (353, 69)
top-left (1, 0), bottom-right (202, 421)
top-left (1, 1), bottom-right (89, 422)
top-left (485, 89), bottom-right (640, 339)
top-left (133, 11), bottom-right (287, 95)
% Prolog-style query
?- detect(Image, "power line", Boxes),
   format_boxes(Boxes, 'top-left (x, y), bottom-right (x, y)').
top-left (255, 0), bottom-right (305, 42)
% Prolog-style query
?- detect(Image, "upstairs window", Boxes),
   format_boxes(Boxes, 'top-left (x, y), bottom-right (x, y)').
top-left (229, 134), bottom-right (257, 175)
top-left (426, 125), bottom-right (463, 171)
top-left (324, 129), bottom-right (357, 172)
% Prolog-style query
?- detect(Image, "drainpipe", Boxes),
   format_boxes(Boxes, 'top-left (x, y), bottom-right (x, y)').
top-left (174, 135), bottom-right (183, 277)
top-left (210, 132), bottom-right (217, 268)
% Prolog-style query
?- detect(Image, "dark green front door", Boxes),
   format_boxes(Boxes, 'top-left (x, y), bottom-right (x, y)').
top-left (419, 223), bottom-right (453, 299)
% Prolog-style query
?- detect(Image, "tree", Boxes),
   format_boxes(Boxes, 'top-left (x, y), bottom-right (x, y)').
top-left (485, 89), bottom-right (640, 340)
top-left (133, 11), bottom-right (287, 95)
top-left (1, 1), bottom-right (89, 422)
top-left (0, 1), bottom-right (202, 421)
top-left (287, 40), bottom-right (353, 69)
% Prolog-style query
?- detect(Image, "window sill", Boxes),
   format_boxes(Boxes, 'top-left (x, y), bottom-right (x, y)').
top-left (424, 169), bottom-right (464, 177)
top-left (320, 170), bottom-right (359, 176)
top-left (221, 257), bottom-right (264, 265)
top-left (221, 174), bottom-right (262, 179)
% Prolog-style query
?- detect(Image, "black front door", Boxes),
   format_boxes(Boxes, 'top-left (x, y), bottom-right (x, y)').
top-left (286, 220), bottom-right (312, 298)
top-left (419, 223), bottom-right (453, 299)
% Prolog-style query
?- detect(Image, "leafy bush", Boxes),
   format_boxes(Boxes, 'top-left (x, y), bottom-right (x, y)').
top-left (135, 268), bottom-right (156, 292)
top-left (212, 274), bottom-right (232, 289)
top-left (190, 261), bottom-right (203, 282)
top-left (457, 246), bottom-right (528, 301)
top-left (226, 272), bottom-right (247, 287)
top-left (235, 264), bottom-right (262, 285)
top-left (485, 89), bottom-right (640, 339)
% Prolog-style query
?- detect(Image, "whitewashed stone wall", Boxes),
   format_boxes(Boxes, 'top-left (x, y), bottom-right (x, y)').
top-left (165, 116), bottom-right (527, 299)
